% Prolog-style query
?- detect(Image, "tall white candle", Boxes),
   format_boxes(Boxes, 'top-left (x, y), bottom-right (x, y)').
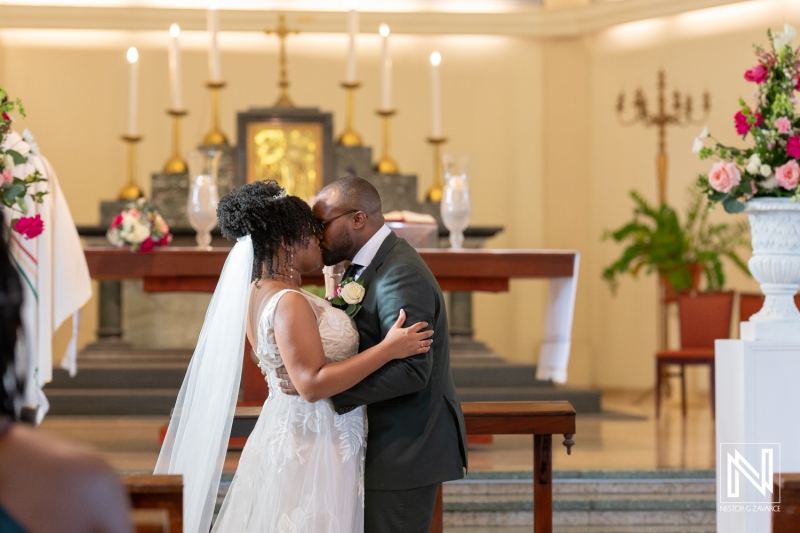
top-left (379, 24), bottom-right (391, 110)
top-left (168, 24), bottom-right (183, 110)
top-left (127, 46), bottom-right (139, 136)
top-left (207, 5), bottom-right (221, 82)
top-left (430, 51), bottom-right (442, 137)
top-left (346, 9), bottom-right (359, 82)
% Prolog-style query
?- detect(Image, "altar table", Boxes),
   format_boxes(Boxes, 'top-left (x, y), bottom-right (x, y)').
top-left (83, 247), bottom-right (576, 292)
top-left (84, 246), bottom-right (579, 391)
top-left (230, 401), bottom-right (576, 533)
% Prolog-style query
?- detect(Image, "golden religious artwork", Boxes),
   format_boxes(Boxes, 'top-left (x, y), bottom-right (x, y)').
top-left (238, 108), bottom-right (334, 203)
top-left (246, 122), bottom-right (323, 200)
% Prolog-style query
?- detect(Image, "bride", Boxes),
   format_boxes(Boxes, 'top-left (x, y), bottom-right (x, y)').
top-left (155, 180), bottom-right (433, 533)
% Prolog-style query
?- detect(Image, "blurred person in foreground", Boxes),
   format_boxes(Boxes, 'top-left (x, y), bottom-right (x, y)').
top-left (0, 213), bottom-right (132, 533)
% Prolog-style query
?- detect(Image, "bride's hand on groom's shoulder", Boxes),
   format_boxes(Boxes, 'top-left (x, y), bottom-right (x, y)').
top-left (383, 309), bottom-right (434, 360)
top-left (275, 366), bottom-right (299, 396)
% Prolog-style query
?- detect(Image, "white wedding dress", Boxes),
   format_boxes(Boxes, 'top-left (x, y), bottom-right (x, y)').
top-left (212, 288), bottom-right (366, 533)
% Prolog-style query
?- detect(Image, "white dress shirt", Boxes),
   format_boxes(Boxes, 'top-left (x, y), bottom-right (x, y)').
top-left (350, 224), bottom-right (392, 280)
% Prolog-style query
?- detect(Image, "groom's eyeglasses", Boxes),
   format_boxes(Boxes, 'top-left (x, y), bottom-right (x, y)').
top-left (320, 210), bottom-right (360, 230)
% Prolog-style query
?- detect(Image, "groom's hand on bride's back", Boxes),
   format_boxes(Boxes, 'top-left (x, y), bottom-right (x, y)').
top-left (275, 366), bottom-right (299, 396)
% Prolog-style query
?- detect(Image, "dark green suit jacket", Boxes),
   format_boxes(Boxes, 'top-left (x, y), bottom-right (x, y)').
top-left (332, 232), bottom-right (468, 490)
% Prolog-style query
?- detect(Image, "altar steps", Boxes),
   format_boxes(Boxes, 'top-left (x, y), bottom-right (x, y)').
top-left (440, 470), bottom-right (716, 531)
top-left (446, 527), bottom-right (716, 532)
top-left (213, 470), bottom-right (716, 532)
top-left (45, 349), bottom-right (189, 416)
top-left (450, 361), bottom-right (602, 413)
top-left (45, 347), bottom-right (602, 416)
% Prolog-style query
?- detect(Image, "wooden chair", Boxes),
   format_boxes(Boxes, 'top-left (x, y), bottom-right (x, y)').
top-left (739, 292), bottom-right (800, 328)
top-left (656, 291), bottom-right (734, 419)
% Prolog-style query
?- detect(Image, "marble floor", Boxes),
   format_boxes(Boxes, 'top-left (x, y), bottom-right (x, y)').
top-left (38, 388), bottom-right (716, 474)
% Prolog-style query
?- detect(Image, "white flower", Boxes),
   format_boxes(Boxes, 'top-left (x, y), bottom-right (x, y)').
top-left (121, 219), bottom-right (149, 244)
top-left (106, 229), bottom-right (124, 246)
top-left (762, 176), bottom-right (779, 190)
top-left (746, 154), bottom-right (762, 175)
top-left (1, 154), bottom-right (13, 170)
top-left (760, 164), bottom-right (772, 177)
top-left (698, 126), bottom-right (709, 139)
top-left (1, 131), bottom-right (29, 157)
top-left (22, 129), bottom-right (40, 156)
top-left (120, 212), bottom-right (139, 229)
top-left (340, 281), bottom-right (365, 305)
top-left (692, 137), bottom-right (704, 153)
top-left (773, 23), bottom-right (797, 50)
top-left (129, 223), bottom-right (150, 244)
top-left (1, 131), bottom-right (36, 180)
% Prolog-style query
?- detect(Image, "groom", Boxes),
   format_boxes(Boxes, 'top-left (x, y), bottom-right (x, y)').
top-left (280, 176), bottom-right (467, 532)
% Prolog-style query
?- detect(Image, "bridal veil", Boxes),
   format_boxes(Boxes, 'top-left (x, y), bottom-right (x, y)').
top-left (155, 235), bottom-right (254, 533)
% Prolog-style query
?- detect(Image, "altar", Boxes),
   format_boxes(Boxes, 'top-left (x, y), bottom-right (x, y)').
top-left (81, 246), bottom-right (583, 403)
top-left (83, 247), bottom-right (576, 292)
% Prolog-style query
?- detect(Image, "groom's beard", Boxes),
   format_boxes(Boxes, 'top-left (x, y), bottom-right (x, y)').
top-left (321, 230), bottom-right (353, 266)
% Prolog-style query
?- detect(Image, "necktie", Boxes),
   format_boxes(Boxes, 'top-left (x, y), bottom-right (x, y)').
top-left (343, 263), bottom-right (363, 281)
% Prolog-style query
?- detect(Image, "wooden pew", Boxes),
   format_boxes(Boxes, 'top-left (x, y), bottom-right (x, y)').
top-left (774, 473), bottom-right (800, 532)
top-left (231, 400), bottom-right (576, 533)
top-left (123, 474), bottom-right (183, 533)
top-left (131, 509), bottom-right (170, 533)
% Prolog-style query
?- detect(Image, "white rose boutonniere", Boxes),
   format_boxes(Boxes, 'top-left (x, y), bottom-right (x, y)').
top-left (331, 277), bottom-right (366, 318)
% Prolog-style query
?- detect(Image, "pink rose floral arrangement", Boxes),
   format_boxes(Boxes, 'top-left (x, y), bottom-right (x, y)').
top-left (107, 198), bottom-right (172, 253)
top-left (694, 23), bottom-right (800, 213)
top-left (0, 88), bottom-right (48, 239)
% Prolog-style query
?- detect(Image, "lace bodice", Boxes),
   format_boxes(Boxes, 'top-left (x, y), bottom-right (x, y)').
top-left (256, 289), bottom-right (360, 395)
top-left (212, 288), bottom-right (367, 533)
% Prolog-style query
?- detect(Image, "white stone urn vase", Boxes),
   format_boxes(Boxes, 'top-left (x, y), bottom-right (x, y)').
top-left (746, 197), bottom-right (800, 324)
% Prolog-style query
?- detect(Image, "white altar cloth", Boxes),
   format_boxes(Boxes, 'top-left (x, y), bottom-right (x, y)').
top-left (536, 253), bottom-right (580, 384)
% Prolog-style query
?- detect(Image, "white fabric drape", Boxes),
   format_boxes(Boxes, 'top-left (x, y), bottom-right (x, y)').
top-left (536, 253), bottom-right (580, 384)
top-left (3, 130), bottom-right (92, 422)
top-left (155, 236), bottom-right (254, 533)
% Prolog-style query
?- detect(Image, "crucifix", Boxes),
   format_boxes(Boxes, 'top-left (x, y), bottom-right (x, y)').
top-left (616, 70), bottom-right (710, 204)
top-left (265, 14), bottom-right (300, 108)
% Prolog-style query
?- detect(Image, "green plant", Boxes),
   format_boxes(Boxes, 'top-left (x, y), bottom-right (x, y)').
top-left (602, 189), bottom-right (750, 293)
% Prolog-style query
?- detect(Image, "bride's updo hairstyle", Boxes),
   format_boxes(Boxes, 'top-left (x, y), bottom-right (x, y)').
top-left (217, 180), bottom-right (322, 281)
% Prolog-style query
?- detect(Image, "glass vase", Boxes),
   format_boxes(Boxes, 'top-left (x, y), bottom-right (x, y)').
top-left (187, 149), bottom-right (220, 249)
top-left (440, 154), bottom-right (472, 249)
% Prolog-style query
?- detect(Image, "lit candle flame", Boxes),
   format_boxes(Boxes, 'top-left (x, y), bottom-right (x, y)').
top-left (170, 23), bottom-right (180, 38)
top-left (430, 51), bottom-right (441, 66)
top-left (379, 24), bottom-right (390, 37)
top-left (127, 46), bottom-right (138, 63)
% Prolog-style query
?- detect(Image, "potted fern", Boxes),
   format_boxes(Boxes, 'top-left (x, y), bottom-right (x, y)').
top-left (602, 189), bottom-right (750, 299)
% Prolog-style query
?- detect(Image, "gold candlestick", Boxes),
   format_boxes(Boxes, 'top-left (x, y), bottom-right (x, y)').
top-left (616, 70), bottom-right (709, 205)
top-left (203, 81), bottom-right (229, 146)
top-left (425, 136), bottom-right (447, 202)
top-left (163, 109), bottom-right (188, 173)
top-left (374, 109), bottom-right (399, 174)
top-left (118, 135), bottom-right (143, 201)
top-left (338, 81), bottom-right (362, 146)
